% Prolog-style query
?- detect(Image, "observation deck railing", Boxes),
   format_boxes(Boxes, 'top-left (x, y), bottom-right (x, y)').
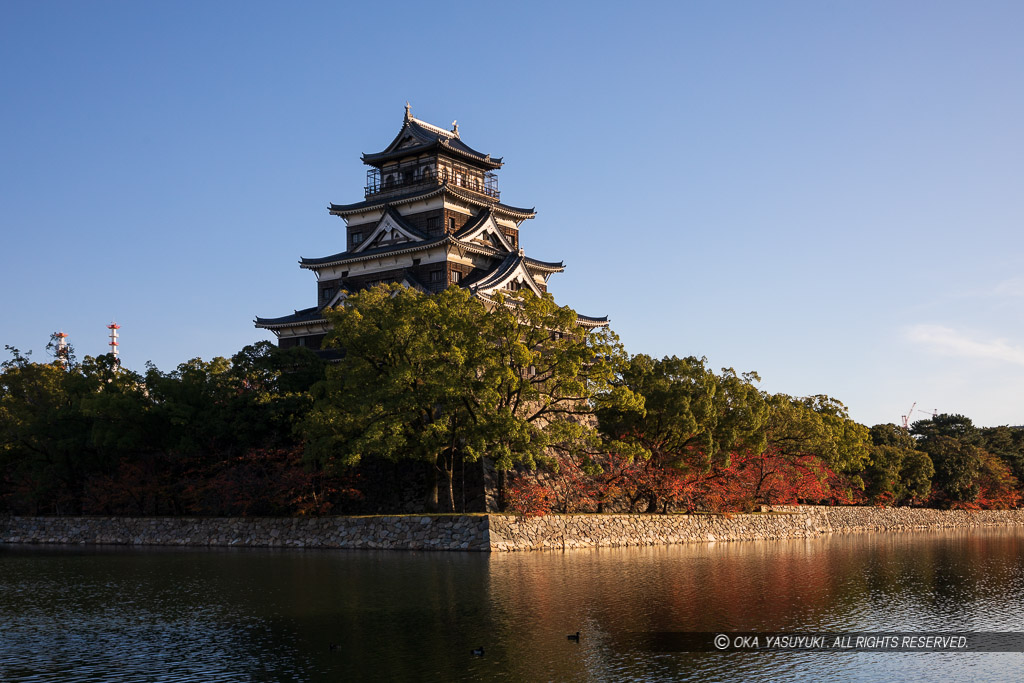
top-left (365, 167), bottom-right (499, 201)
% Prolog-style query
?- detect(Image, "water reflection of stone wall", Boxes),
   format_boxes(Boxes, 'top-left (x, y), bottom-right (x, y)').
top-left (4, 507), bottom-right (1024, 551)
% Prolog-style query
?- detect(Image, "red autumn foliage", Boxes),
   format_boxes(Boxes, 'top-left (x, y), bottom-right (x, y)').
top-left (933, 451), bottom-right (1020, 510)
top-left (517, 445), bottom-right (858, 515)
top-left (506, 476), bottom-right (555, 516)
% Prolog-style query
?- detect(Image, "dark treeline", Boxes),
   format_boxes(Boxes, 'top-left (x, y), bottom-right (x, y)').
top-left (0, 341), bottom-right (342, 516)
top-left (2, 286), bottom-right (1022, 516)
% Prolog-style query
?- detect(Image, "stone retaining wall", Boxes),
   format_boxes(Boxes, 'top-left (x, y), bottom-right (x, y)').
top-left (0, 515), bottom-right (491, 551)
top-left (487, 506), bottom-right (1024, 551)
top-left (4, 507), bottom-right (1024, 552)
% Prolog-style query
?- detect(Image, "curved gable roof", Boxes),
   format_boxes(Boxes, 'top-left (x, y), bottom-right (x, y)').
top-left (352, 206), bottom-right (428, 253)
top-left (454, 209), bottom-right (517, 253)
top-left (361, 107), bottom-right (502, 170)
top-left (467, 252), bottom-right (545, 297)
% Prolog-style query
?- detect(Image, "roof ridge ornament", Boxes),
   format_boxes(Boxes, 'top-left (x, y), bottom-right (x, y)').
top-left (452, 120), bottom-right (459, 136)
top-left (405, 102), bottom-right (411, 122)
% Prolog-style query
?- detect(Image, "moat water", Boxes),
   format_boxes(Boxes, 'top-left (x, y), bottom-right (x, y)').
top-left (2, 528), bottom-right (1024, 682)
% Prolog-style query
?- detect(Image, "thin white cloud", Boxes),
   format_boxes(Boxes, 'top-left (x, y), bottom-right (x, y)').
top-left (992, 276), bottom-right (1024, 297)
top-left (906, 325), bottom-right (1024, 367)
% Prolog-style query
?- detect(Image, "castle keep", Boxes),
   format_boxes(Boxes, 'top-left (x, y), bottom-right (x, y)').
top-left (255, 106), bottom-right (606, 348)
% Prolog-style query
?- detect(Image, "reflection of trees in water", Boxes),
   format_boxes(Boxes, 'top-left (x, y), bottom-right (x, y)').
top-left (6, 533), bottom-right (1024, 681)
top-left (485, 541), bottom-right (838, 635)
top-left (485, 529), bottom-right (1024, 638)
top-left (854, 531), bottom-right (1024, 628)
top-left (0, 547), bottom-right (316, 680)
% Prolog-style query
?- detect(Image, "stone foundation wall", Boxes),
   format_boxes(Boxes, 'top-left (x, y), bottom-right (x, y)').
top-left (4, 507), bottom-right (1024, 552)
top-left (487, 506), bottom-right (1024, 551)
top-left (0, 515), bottom-right (491, 551)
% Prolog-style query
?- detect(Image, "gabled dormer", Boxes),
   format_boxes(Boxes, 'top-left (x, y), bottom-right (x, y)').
top-left (351, 207), bottom-right (428, 253)
top-left (454, 209), bottom-right (517, 253)
top-left (467, 252), bottom-right (547, 298)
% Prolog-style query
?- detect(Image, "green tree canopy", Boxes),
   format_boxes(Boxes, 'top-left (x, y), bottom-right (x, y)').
top-left (302, 284), bottom-right (492, 511)
top-left (862, 423), bottom-right (933, 505)
top-left (597, 354), bottom-right (767, 471)
top-left (302, 284), bottom-right (638, 512)
top-left (911, 413), bottom-right (980, 445)
top-left (764, 394), bottom-right (871, 475)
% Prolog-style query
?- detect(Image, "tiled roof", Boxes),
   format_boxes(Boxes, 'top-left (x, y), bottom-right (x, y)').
top-left (299, 235), bottom-right (449, 268)
top-left (327, 184), bottom-right (535, 220)
top-left (254, 307), bottom-right (327, 329)
top-left (463, 253), bottom-right (522, 292)
top-left (523, 256), bottom-right (565, 272)
top-left (299, 232), bottom-right (507, 270)
top-left (361, 112), bottom-right (503, 170)
top-left (576, 313), bottom-right (610, 327)
top-left (453, 208), bottom-right (493, 239)
top-left (473, 291), bottom-right (610, 329)
top-left (445, 184), bottom-right (535, 219)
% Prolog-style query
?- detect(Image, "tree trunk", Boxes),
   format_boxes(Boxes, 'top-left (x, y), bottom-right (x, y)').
top-left (425, 461), bottom-right (439, 512)
top-left (437, 453), bottom-right (455, 513)
top-left (645, 493), bottom-right (658, 513)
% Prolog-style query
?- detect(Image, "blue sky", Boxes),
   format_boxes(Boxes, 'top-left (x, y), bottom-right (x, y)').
top-left (2, 1), bottom-right (1022, 428)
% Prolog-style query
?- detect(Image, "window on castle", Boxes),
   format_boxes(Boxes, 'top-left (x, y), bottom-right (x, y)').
top-left (430, 270), bottom-right (443, 283)
top-left (426, 217), bottom-right (440, 233)
top-left (351, 232), bottom-right (363, 246)
top-left (448, 217), bottom-right (455, 231)
top-left (450, 271), bottom-right (461, 284)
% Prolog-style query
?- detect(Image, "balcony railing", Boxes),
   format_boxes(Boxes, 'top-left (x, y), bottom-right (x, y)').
top-left (365, 166), bottom-right (499, 201)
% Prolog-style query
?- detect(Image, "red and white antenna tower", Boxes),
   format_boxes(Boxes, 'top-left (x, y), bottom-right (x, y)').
top-left (107, 322), bottom-right (120, 362)
top-left (54, 331), bottom-right (69, 367)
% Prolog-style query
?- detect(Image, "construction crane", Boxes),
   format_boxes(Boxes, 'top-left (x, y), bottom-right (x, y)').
top-left (902, 404), bottom-right (940, 429)
top-left (901, 402), bottom-right (916, 429)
